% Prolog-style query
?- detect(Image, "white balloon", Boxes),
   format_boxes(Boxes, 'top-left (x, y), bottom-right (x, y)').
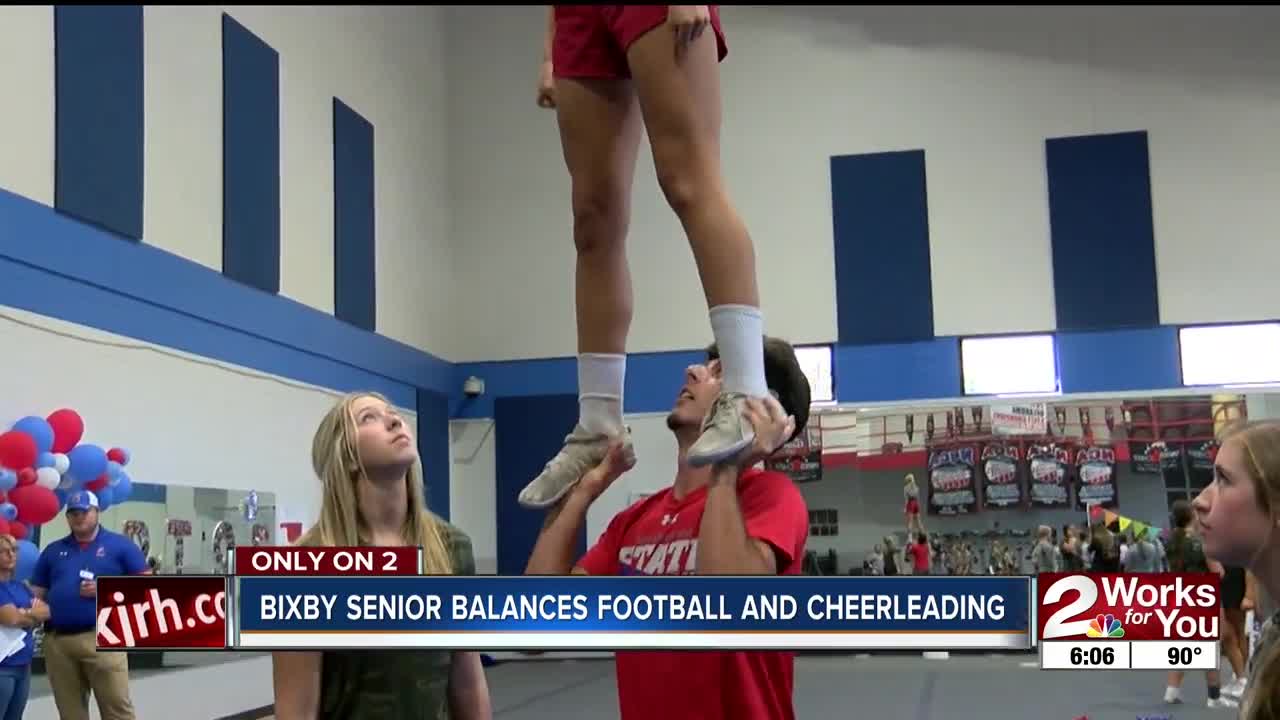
top-left (35, 467), bottom-right (60, 491)
top-left (52, 454), bottom-right (70, 475)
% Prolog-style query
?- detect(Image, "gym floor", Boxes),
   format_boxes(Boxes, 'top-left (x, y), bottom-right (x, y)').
top-left (479, 655), bottom-right (1234, 720)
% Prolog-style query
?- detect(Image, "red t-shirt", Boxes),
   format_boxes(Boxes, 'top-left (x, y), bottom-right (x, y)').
top-left (577, 468), bottom-right (809, 720)
top-left (907, 542), bottom-right (930, 572)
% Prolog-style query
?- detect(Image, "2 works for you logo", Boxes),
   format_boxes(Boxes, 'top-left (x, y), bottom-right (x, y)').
top-left (1037, 573), bottom-right (1219, 642)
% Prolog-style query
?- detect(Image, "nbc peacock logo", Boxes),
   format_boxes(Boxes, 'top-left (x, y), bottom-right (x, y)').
top-left (1085, 614), bottom-right (1125, 639)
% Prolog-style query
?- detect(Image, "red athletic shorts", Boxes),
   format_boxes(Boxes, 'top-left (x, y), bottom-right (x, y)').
top-left (905, 498), bottom-right (920, 515)
top-left (552, 5), bottom-right (728, 79)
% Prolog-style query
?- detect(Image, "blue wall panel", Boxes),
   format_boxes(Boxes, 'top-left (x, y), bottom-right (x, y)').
top-left (1046, 131), bottom-right (1160, 332)
top-left (333, 99), bottom-right (377, 332)
top-left (830, 150), bottom-right (934, 346)
top-left (54, 6), bottom-right (144, 241)
top-left (494, 394), bottom-right (584, 575)
top-left (416, 388), bottom-right (450, 520)
top-left (222, 14), bottom-right (281, 294)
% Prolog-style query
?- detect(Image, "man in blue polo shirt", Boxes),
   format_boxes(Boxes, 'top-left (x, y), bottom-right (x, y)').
top-left (31, 490), bottom-right (148, 720)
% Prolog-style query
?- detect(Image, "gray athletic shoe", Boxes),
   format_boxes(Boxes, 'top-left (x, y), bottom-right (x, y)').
top-left (686, 391), bottom-right (756, 467)
top-left (518, 424), bottom-right (630, 509)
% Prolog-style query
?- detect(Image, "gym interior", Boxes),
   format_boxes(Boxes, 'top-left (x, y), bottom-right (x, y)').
top-left (1, 5), bottom-right (1277, 719)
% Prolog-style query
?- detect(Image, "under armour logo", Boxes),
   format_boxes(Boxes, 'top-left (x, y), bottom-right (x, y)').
top-left (661, 514), bottom-right (678, 526)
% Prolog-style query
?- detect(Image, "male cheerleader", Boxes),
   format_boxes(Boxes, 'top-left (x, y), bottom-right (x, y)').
top-left (525, 337), bottom-right (812, 720)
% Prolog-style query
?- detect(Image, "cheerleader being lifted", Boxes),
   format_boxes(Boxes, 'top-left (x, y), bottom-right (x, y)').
top-left (904, 473), bottom-right (925, 535)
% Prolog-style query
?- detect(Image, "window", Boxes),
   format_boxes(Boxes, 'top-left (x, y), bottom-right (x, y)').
top-left (960, 334), bottom-right (1060, 396)
top-left (795, 344), bottom-right (835, 405)
top-left (808, 508), bottom-right (838, 537)
top-left (1179, 322), bottom-right (1280, 387)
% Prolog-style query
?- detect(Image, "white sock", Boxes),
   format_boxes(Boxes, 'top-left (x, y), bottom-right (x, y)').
top-left (709, 305), bottom-right (768, 397)
top-left (578, 353), bottom-right (625, 435)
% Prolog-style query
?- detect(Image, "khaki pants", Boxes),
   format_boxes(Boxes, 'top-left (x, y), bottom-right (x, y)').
top-left (42, 630), bottom-right (135, 720)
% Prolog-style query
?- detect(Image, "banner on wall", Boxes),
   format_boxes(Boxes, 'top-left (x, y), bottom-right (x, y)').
top-left (989, 403), bottom-right (1048, 436)
top-left (926, 444), bottom-right (980, 515)
top-left (1129, 440), bottom-right (1183, 475)
top-left (979, 441), bottom-right (1025, 509)
top-left (766, 426), bottom-right (822, 483)
top-left (1074, 445), bottom-right (1119, 510)
top-left (1026, 442), bottom-right (1072, 508)
top-left (1186, 441), bottom-right (1218, 472)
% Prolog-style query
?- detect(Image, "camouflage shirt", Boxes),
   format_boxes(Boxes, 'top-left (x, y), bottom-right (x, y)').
top-left (318, 521), bottom-right (477, 720)
top-left (1243, 610), bottom-right (1280, 720)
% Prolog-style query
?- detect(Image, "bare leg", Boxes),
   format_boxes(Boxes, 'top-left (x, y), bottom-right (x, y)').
top-left (518, 77), bottom-right (644, 509)
top-left (626, 24), bottom-right (768, 466)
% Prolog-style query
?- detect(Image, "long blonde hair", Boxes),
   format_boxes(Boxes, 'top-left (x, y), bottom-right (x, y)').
top-left (296, 392), bottom-right (453, 574)
top-left (1218, 421), bottom-right (1280, 720)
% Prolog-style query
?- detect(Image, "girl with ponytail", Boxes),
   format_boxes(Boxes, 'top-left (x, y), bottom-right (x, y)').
top-left (1192, 420), bottom-right (1280, 719)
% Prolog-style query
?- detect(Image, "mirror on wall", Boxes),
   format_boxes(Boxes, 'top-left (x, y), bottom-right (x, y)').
top-left (26, 483), bottom-right (277, 697)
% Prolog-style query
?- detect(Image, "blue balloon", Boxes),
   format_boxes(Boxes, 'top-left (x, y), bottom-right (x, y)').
top-left (67, 444), bottom-right (108, 484)
top-left (36, 452), bottom-right (56, 469)
top-left (0, 471), bottom-right (15, 493)
top-left (54, 487), bottom-right (69, 511)
top-left (106, 461), bottom-right (123, 482)
top-left (14, 541), bottom-right (38, 583)
top-left (97, 486), bottom-right (114, 512)
top-left (11, 417), bottom-right (53, 454)
top-left (0, 504), bottom-right (17, 522)
top-left (112, 472), bottom-right (132, 503)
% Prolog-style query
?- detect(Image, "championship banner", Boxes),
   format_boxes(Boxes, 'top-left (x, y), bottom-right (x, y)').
top-left (235, 576), bottom-right (1031, 650)
top-left (979, 441), bottom-right (1025, 510)
top-left (1026, 442), bottom-right (1072, 508)
top-left (1074, 445), bottom-right (1119, 511)
top-left (989, 403), bottom-right (1047, 436)
top-left (926, 444), bottom-right (980, 515)
top-left (766, 425), bottom-right (822, 483)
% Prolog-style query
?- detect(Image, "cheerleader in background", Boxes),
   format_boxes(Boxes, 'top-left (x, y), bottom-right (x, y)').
top-left (904, 473), bottom-right (923, 535)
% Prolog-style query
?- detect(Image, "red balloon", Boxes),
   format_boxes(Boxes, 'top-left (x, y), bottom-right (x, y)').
top-left (9, 521), bottom-right (27, 541)
top-left (86, 475), bottom-right (109, 492)
top-left (0, 518), bottom-right (11, 537)
top-left (46, 409), bottom-right (84, 454)
top-left (107, 448), bottom-right (126, 465)
top-left (10, 485), bottom-right (59, 526)
top-left (15, 469), bottom-right (35, 487)
top-left (0, 432), bottom-right (37, 471)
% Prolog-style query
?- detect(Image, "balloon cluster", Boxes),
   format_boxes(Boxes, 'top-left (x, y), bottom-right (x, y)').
top-left (0, 409), bottom-right (135, 581)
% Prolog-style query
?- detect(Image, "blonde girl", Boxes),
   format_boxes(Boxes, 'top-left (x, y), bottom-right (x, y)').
top-left (1191, 420), bottom-right (1280, 719)
top-left (272, 392), bottom-right (492, 720)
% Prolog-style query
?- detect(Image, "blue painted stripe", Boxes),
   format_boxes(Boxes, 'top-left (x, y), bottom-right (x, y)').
top-left (452, 350), bottom-right (705, 419)
top-left (0, 190), bottom-right (450, 395)
top-left (333, 99), bottom-right (376, 332)
top-left (126, 482), bottom-right (168, 505)
top-left (835, 338), bottom-right (961, 403)
top-left (830, 150), bottom-right (934, 345)
top-left (416, 389), bottom-right (450, 521)
top-left (1046, 131), bottom-right (1160, 332)
top-left (54, 6), bottom-right (144, 241)
top-left (1058, 326), bottom-right (1180, 395)
top-left (222, 14), bottom-right (281, 295)
top-left (0, 191), bottom-right (440, 407)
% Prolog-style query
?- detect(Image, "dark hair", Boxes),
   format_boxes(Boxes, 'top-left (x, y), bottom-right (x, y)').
top-left (705, 336), bottom-right (811, 445)
top-left (1170, 498), bottom-right (1193, 529)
